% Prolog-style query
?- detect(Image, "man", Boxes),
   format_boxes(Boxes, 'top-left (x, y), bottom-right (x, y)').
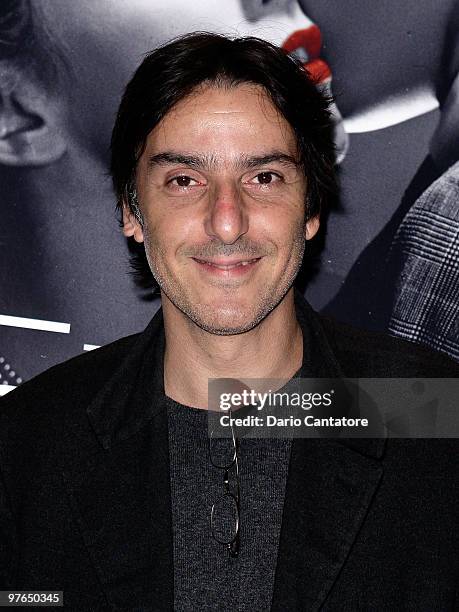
top-left (1, 33), bottom-right (458, 611)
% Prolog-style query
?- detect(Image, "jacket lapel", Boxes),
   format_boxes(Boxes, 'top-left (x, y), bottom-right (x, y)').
top-left (62, 307), bottom-right (174, 611)
top-left (271, 290), bottom-right (385, 611)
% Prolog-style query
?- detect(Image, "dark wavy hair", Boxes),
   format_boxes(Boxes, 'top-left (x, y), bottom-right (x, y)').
top-left (110, 31), bottom-right (338, 295)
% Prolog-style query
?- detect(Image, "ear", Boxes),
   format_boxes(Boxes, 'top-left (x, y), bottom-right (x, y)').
top-left (304, 214), bottom-right (320, 240)
top-left (0, 63), bottom-right (67, 167)
top-left (122, 202), bottom-right (145, 243)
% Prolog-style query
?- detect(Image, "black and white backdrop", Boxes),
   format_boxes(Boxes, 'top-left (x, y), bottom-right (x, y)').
top-left (1, 0), bottom-right (458, 394)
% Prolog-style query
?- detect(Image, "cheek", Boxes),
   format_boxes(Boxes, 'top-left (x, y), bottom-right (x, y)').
top-left (271, 216), bottom-right (307, 271)
top-left (257, 206), bottom-right (305, 246)
top-left (143, 212), bottom-right (193, 262)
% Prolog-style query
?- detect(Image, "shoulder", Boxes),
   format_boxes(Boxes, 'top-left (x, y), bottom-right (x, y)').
top-left (317, 312), bottom-right (459, 377)
top-left (405, 160), bottom-right (459, 221)
top-left (0, 331), bottom-right (141, 423)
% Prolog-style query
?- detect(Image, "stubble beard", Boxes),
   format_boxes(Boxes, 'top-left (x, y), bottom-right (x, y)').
top-left (143, 221), bottom-right (307, 336)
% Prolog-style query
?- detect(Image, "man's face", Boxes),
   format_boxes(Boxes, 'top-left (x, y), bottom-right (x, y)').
top-left (130, 83), bottom-right (319, 335)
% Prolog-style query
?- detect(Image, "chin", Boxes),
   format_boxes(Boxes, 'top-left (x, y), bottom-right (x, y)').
top-left (192, 316), bottom-right (261, 336)
top-left (162, 279), bottom-right (287, 335)
top-left (188, 300), bottom-right (276, 336)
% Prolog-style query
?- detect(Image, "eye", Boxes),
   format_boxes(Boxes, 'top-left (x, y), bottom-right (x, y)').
top-left (167, 175), bottom-right (203, 188)
top-left (250, 172), bottom-right (282, 185)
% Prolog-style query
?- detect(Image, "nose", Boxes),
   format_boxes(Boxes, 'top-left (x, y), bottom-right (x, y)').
top-left (204, 178), bottom-right (249, 244)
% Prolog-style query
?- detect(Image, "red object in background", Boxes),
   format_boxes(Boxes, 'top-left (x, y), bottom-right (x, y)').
top-left (282, 25), bottom-right (331, 84)
top-left (282, 25), bottom-right (322, 59)
top-left (304, 58), bottom-right (332, 84)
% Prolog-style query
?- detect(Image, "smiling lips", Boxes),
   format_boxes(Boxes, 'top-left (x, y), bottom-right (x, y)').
top-left (192, 256), bottom-right (262, 275)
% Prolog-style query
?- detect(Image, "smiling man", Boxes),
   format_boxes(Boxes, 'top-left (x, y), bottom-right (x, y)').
top-left (1, 33), bottom-right (458, 611)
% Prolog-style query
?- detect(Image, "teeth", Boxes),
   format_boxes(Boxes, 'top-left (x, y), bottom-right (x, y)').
top-left (198, 258), bottom-right (258, 269)
top-left (211, 262), bottom-right (248, 269)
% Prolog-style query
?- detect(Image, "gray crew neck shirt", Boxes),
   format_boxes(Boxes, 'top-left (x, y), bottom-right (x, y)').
top-left (167, 398), bottom-right (293, 611)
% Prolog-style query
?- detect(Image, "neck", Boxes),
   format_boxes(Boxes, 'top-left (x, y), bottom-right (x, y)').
top-left (163, 287), bottom-right (303, 409)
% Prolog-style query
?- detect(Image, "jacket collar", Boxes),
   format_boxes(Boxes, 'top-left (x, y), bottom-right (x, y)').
top-left (86, 304), bottom-right (166, 451)
top-left (294, 289), bottom-right (386, 460)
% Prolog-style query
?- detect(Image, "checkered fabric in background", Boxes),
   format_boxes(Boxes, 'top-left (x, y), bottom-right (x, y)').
top-left (388, 161), bottom-right (459, 362)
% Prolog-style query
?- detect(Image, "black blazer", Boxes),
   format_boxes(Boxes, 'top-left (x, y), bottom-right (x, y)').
top-left (0, 290), bottom-right (458, 611)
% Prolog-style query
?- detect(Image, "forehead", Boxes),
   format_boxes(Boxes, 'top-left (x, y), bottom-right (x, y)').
top-left (143, 83), bottom-right (298, 159)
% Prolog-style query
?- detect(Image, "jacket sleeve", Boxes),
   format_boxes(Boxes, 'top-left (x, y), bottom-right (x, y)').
top-left (0, 465), bottom-right (16, 589)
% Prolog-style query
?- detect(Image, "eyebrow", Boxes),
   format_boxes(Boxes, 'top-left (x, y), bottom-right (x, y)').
top-left (147, 151), bottom-right (300, 172)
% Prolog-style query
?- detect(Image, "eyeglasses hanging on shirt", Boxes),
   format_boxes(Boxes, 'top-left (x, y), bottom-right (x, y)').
top-left (209, 411), bottom-right (240, 558)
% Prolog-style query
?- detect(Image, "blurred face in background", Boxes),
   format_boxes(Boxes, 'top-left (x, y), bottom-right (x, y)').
top-left (7, 0), bottom-right (459, 172)
top-left (33, 0), bottom-right (315, 162)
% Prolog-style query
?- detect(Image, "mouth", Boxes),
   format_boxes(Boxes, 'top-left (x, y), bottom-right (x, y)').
top-left (192, 257), bottom-right (262, 276)
top-left (282, 25), bottom-right (331, 84)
